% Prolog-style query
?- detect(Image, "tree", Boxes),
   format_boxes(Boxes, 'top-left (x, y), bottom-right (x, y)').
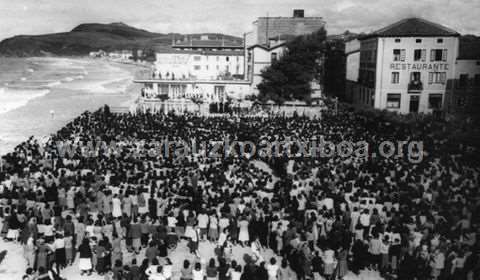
top-left (324, 38), bottom-right (346, 100)
top-left (257, 28), bottom-right (326, 103)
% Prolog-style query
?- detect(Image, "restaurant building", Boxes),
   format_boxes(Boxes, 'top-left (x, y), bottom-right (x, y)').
top-left (346, 18), bottom-right (461, 114)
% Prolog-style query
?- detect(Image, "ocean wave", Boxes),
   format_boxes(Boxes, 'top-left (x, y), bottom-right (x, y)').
top-left (62, 75), bottom-right (85, 82)
top-left (47, 81), bottom-right (62, 87)
top-left (0, 87), bottom-right (50, 115)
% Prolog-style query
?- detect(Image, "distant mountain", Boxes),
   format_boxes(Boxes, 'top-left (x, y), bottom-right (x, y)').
top-left (0, 22), bottom-right (242, 57)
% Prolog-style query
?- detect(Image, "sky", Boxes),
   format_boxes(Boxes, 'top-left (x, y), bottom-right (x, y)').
top-left (0, 0), bottom-right (479, 40)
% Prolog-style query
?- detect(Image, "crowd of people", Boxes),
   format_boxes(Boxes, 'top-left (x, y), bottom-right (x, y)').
top-left (0, 104), bottom-right (479, 280)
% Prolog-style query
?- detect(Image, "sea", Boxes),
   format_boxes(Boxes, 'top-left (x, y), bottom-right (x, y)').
top-left (0, 57), bottom-right (142, 155)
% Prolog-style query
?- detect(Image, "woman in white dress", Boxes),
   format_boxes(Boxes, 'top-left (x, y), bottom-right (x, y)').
top-left (238, 216), bottom-right (250, 246)
top-left (112, 194), bottom-right (122, 218)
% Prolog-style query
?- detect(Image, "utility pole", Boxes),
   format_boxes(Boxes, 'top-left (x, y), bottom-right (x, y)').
top-left (265, 12), bottom-right (269, 47)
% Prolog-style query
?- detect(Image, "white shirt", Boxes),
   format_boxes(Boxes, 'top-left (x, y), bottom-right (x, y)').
top-left (359, 213), bottom-right (370, 227)
top-left (267, 264), bottom-right (279, 278)
top-left (53, 238), bottom-right (65, 249)
top-left (197, 214), bottom-right (209, 228)
top-left (167, 217), bottom-right (177, 227)
top-left (193, 269), bottom-right (204, 280)
top-left (219, 218), bottom-right (229, 229)
top-left (323, 198), bottom-right (334, 210)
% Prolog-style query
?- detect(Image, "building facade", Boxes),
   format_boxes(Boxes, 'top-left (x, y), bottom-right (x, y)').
top-left (347, 18), bottom-right (461, 114)
top-left (245, 10), bottom-right (325, 95)
top-left (246, 41), bottom-right (287, 95)
top-left (444, 37), bottom-right (480, 115)
top-left (250, 14), bottom-right (325, 48)
top-left (345, 39), bottom-right (360, 103)
top-left (134, 36), bottom-right (249, 114)
top-left (154, 50), bottom-right (244, 80)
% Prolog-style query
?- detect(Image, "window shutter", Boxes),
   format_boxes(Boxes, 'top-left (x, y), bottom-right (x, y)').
top-left (430, 49), bottom-right (435, 62)
top-left (400, 49), bottom-right (406, 61)
top-left (421, 49), bottom-right (426, 61)
top-left (428, 73), bottom-right (433, 84)
top-left (442, 49), bottom-right (447, 61)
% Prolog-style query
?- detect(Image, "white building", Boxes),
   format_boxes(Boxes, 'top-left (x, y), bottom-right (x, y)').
top-left (133, 39), bottom-right (249, 114)
top-left (108, 50), bottom-right (133, 60)
top-left (154, 50), bottom-right (244, 81)
top-left (246, 40), bottom-right (288, 95)
top-left (345, 39), bottom-right (360, 103)
top-left (347, 18), bottom-right (461, 114)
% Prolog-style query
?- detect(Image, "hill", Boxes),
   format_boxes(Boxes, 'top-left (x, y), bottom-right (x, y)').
top-left (0, 22), bottom-right (242, 57)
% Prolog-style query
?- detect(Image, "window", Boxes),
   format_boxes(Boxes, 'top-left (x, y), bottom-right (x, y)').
top-left (437, 38), bottom-right (444, 43)
top-left (193, 56), bottom-right (201, 61)
top-left (226, 56), bottom-right (230, 62)
top-left (431, 49), bottom-right (447, 61)
top-left (414, 49), bottom-right (426, 61)
top-left (216, 56), bottom-right (220, 61)
top-left (416, 39), bottom-right (422, 43)
top-left (393, 49), bottom-right (405, 61)
top-left (236, 56), bottom-right (240, 62)
top-left (391, 72), bottom-right (400, 84)
top-left (411, 72), bottom-right (421, 82)
top-left (458, 74), bottom-right (468, 88)
top-left (475, 74), bottom-right (480, 86)
top-left (216, 65), bottom-right (219, 70)
top-left (395, 38), bottom-right (401, 43)
top-left (194, 65), bottom-right (201, 70)
top-left (206, 65), bottom-right (209, 70)
top-left (428, 72), bottom-right (446, 84)
top-left (271, 52), bottom-right (277, 62)
top-left (428, 94), bottom-right (443, 109)
top-left (387, 94), bottom-right (401, 108)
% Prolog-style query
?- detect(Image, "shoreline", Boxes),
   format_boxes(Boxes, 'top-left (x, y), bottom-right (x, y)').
top-left (0, 57), bottom-right (145, 156)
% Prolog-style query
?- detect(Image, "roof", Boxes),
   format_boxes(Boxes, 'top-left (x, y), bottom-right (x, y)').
top-left (458, 35), bottom-right (480, 60)
top-left (247, 42), bottom-right (286, 51)
top-left (360, 18), bottom-right (459, 40)
top-left (254, 16), bottom-right (324, 22)
top-left (172, 39), bottom-right (243, 48)
top-left (154, 47), bottom-right (244, 56)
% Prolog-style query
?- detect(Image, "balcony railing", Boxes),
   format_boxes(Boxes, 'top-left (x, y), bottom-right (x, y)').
top-left (137, 71), bottom-right (244, 81)
top-left (408, 81), bottom-right (423, 92)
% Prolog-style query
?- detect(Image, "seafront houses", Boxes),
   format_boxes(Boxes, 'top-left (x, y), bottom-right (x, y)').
top-left (133, 9), bottom-right (327, 114)
top-left (345, 17), bottom-right (480, 115)
top-left (134, 35), bottom-right (250, 113)
top-left (245, 10), bottom-right (326, 95)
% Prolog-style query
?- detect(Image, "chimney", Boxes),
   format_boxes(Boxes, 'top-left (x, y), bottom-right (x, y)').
top-left (293, 9), bottom-right (304, 18)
